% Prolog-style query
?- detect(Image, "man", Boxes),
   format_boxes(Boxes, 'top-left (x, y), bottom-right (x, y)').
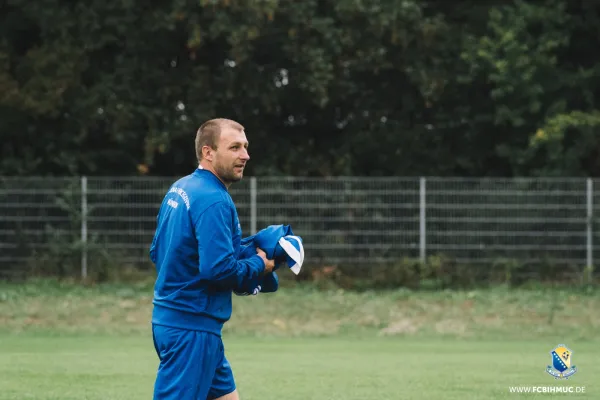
top-left (149, 118), bottom-right (276, 400)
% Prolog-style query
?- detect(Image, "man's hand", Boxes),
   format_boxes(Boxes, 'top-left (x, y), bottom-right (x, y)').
top-left (256, 247), bottom-right (275, 274)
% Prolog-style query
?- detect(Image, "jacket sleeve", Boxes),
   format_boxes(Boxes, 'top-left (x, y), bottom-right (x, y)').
top-left (194, 201), bottom-right (265, 289)
top-left (234, 234), bottom-right (280, 295)
top-left (149, 236), bottom-right (157, 264)
top-left (149, 207), bottom-right (162, 264)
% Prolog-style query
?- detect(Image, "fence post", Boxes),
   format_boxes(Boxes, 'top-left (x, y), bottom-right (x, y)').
top-left (420, 177), bottom-right (426, 263)
top-left (250, 177), bottom-right (257, 234)
top-left (587, 178), bottom-right (593, 268)
top-left (81, 176), bottom-right (88, 280)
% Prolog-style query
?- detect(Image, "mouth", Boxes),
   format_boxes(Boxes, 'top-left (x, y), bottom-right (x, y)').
top-left (234, 164), bottom-right (245, 170)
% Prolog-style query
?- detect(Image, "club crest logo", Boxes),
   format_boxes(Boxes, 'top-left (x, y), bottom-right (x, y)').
top-left (546, 344), bottom-right (577, 379)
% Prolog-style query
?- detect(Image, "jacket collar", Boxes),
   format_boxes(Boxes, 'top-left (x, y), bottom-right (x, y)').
top-left (192, 167), bottom-right (227, 190)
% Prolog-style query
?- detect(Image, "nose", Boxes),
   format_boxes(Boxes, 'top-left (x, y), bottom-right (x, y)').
top-left (240, 147), bottom-right (250, 161)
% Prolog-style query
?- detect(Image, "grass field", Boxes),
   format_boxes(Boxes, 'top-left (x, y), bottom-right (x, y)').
top-left (1, 334), bottom-right (597, 399)
top-left (1, 279), bottom-right (599, 399)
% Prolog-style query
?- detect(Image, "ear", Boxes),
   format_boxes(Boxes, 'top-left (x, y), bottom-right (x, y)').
top-left (202, 145), bottom-right (214, 161)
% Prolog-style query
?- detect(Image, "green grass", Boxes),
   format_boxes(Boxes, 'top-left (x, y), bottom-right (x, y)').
top-left (0, 279), bottom-right (599, 399)
top-left (1, 278), bottom-right (599, 339)
top-left (0, 334), bottom-right (598, 399)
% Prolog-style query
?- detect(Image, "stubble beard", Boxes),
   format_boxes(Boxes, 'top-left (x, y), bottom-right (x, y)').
top-left (215, 162), bottom-right (243, 185)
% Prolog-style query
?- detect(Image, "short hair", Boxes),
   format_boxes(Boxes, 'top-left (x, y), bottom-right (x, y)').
top-left (195, 118), bottom-right (245, 162)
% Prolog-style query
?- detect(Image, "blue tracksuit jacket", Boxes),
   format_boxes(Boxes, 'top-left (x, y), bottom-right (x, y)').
top-left (149, 168), bottom-right (266, 336)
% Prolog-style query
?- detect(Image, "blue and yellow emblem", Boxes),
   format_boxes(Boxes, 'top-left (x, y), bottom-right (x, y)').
top-left (546, 344), bottom-right (577, 379)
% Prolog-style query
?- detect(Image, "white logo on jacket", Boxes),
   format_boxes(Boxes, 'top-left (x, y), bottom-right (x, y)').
top-left (167, 199), bottom-right (178, 209)
top-left (168, 187), bottom-right (190, 209)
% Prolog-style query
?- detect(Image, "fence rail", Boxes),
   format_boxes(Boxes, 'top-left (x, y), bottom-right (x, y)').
top-left (0, 176), bottom-right (597, 278)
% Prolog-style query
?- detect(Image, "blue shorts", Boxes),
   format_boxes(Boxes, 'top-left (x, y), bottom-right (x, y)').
top-left (152, 324), bottom-right (236, 400)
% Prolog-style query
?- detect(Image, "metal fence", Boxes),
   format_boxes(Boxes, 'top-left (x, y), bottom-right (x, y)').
top-left (0, 176), bottom-right (596, 278)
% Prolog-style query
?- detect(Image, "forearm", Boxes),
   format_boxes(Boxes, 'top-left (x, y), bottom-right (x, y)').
top-left (206, 254), bottom-right (265, 290)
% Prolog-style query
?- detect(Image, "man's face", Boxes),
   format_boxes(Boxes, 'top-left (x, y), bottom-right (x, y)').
top-left (212, 128), bottom-right (250, 185)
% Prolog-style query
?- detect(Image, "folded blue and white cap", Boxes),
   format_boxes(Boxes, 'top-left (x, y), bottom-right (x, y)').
top-left (277, 235), bottom-right (304, 275)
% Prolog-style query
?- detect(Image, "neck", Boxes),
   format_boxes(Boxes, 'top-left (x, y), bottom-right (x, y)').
top-left (198, 162), bottom-right (230, 189)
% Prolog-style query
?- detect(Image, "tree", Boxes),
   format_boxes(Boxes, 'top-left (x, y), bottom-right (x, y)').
top-left (1, 0), bottom-right (600, 177)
